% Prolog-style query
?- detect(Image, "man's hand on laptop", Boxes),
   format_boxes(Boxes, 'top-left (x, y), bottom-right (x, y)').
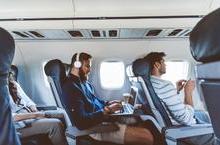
top-left (107, 100), bottom-right (121, 105)
top-left (104, 102), bottom-right (123, 114)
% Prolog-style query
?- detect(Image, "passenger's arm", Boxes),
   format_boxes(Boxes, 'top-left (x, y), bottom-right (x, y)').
top-left (184, 80), bottom-right (195, 106)
top-left (13, 112), bottom-right (45, 121)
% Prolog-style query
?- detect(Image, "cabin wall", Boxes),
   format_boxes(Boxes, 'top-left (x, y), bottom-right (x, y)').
top-left (12, 39), bottom-right (203, 108)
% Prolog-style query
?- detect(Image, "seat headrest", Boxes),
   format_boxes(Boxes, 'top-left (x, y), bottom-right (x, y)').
top-left (63, 63), bottom-right (71, 76)
top-left (132, 58), bottom-right (151, 77)
top-left (0, 27), bottom-right (15, 84)
top-left (44, 59), bottom-right (66, 82)
top-left (190, 8), bottom-right (220, 63)
top-left (9, 65), bottom-right (18, 81)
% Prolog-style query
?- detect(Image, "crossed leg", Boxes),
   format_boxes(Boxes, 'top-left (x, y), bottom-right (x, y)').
top-left (90, 124), bottom-right (154, 145)
top-left (124, 126), bottom-right (154, 145)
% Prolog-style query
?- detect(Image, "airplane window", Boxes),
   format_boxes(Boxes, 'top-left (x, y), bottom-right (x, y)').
top-left (162, 61), bottom-right (189, 86)
top-left (100, 61), bottom-right (125, 89)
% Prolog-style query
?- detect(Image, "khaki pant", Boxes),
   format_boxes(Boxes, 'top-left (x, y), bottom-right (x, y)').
top-left (18, 118), bottom-right (68, 145)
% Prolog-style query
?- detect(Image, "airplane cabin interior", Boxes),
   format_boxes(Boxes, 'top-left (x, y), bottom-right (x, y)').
top-left (0, 0), bottom-right (220, 145)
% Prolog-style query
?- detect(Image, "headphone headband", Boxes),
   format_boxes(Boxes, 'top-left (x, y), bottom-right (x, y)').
top-left (74, 53), bottom-right (82, 68)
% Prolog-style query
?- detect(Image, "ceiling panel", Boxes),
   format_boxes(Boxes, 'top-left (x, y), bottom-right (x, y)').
top-left (74, 0), bottom-right (212, 17)
top-left (0, 0), bottom-right (74, 19)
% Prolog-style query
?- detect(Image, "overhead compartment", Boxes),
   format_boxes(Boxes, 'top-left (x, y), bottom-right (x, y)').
top-left (72, 18), bottom-right (201, 29)
top-left (72, 0), bottom-right (210, 29)
top-left (0, 0), bottom-right (74, 29)
top-left (74, 0), bottom-right (211, 17)
top-left (0, 0), bottom-right (218, 30)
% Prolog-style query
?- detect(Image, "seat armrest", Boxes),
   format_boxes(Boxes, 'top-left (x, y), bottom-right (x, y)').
top-left (65, 123), bottom-right (119, 139)
top-left (17, 132), bottom-right (22, 138)
top-left (165, 123), bottom-right (213, 140)
top-left (37, 106), bottom-right (57, 111)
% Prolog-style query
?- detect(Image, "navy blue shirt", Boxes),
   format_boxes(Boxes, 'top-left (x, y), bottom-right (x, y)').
top-left (62, 74), bottom-right (106, 130)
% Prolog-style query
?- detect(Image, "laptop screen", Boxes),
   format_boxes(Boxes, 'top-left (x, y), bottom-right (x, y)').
top-left (129, 86), bottom-right (138, 106)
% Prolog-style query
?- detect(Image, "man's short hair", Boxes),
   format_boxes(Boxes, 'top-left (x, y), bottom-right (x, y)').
top-left (144, 52), bottom-right (166, 71)
top-left (71, 52), bottom-right (92, 68)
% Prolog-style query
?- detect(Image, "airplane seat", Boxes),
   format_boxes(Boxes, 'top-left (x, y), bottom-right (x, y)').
top-left (190, 7), bottom-right (220, 139)
top-left (126, 65), bottom-right (153, 115)
top-left (126, 65), bottom-right (137, 83)
top-left (44, 59), bottom-right (121, 145)
top-left (8, 65), bottom-right (53, 145)
top-left (131, 58), bottom-right (213, 145)
top-left (63, 63), bottom-right (71, 76)
top-left (132, 59), bottom-right (172, 128)
top-left (44, 59), bottom-right (66, 109)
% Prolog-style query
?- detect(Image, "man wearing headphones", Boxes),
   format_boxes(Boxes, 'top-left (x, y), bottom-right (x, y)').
top-left (62, 52), bottom-right (154, 145)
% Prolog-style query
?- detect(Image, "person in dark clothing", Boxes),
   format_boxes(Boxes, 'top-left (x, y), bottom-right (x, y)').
top-left (0, 27), bottom-right (21, 145)
top-left (62, 52), bottom-right (154, 145)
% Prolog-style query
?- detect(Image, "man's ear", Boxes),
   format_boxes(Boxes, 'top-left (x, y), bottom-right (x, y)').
top-left (154, 62), bottom-right (160, 69)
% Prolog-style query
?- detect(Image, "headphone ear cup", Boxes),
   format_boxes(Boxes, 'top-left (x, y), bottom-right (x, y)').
top-left (74, 61), bottom-right (82, 68)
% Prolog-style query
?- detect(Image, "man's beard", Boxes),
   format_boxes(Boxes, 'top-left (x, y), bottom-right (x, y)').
top-left (159, 68), bottom-right (166, 75)
top-left (79, 69), bottom-right (88, 82)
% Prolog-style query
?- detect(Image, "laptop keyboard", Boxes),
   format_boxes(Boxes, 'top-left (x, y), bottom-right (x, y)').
top-left (122, 103), bottom-right (134, 114)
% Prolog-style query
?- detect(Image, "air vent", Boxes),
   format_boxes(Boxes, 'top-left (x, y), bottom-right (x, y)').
top-left (13, 31), bottom-right (29, 38)
top-left (68, 30), bottom-right (83, 37)
top-left (109, 30), bottom-right (117, 37)
top-left (146, 29), bottom-right (162, 36)
top-left (29, 31), bottom-right (45, 38)
top-left (91, 30), bottom-right (101, 37)
top-left (168, 29), bottom-right (183, 36)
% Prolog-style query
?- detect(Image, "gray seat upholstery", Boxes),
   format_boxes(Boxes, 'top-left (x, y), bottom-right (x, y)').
top-left (44, 59), bottom-right (66, 109)
top-left (190, 8), bottom-right (220, 139)
top-left (9, 65), bottom-right (53, 145)
top-left (0, 27), bottom-right (21, 145)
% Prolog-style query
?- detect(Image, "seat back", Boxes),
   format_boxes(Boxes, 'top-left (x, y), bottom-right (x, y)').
top-left (190, 8), bottom-right (220, 138)
top-left (44, 59), bottom-right (66, 108)
top-left (126, 65), bottom-right (155, 116)
top-left (131, 59), bottom-right (172, 128)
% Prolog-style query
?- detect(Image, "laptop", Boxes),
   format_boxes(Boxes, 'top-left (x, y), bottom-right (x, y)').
top-left (111, 87), bottom-right (138, 115)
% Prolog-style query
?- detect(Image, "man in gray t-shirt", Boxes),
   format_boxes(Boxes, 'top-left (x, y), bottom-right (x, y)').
top-left (144, 52), bottom-right (219, 145)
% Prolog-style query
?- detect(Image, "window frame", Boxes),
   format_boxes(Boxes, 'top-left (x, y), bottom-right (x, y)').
top-left (161, 60), bottom-right (190, 86)
top-left (99, 59), bottom-right (125, 90)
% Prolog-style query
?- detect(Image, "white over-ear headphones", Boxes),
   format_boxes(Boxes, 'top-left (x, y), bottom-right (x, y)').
top-left (74, 53), bottom-right (82, 68)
